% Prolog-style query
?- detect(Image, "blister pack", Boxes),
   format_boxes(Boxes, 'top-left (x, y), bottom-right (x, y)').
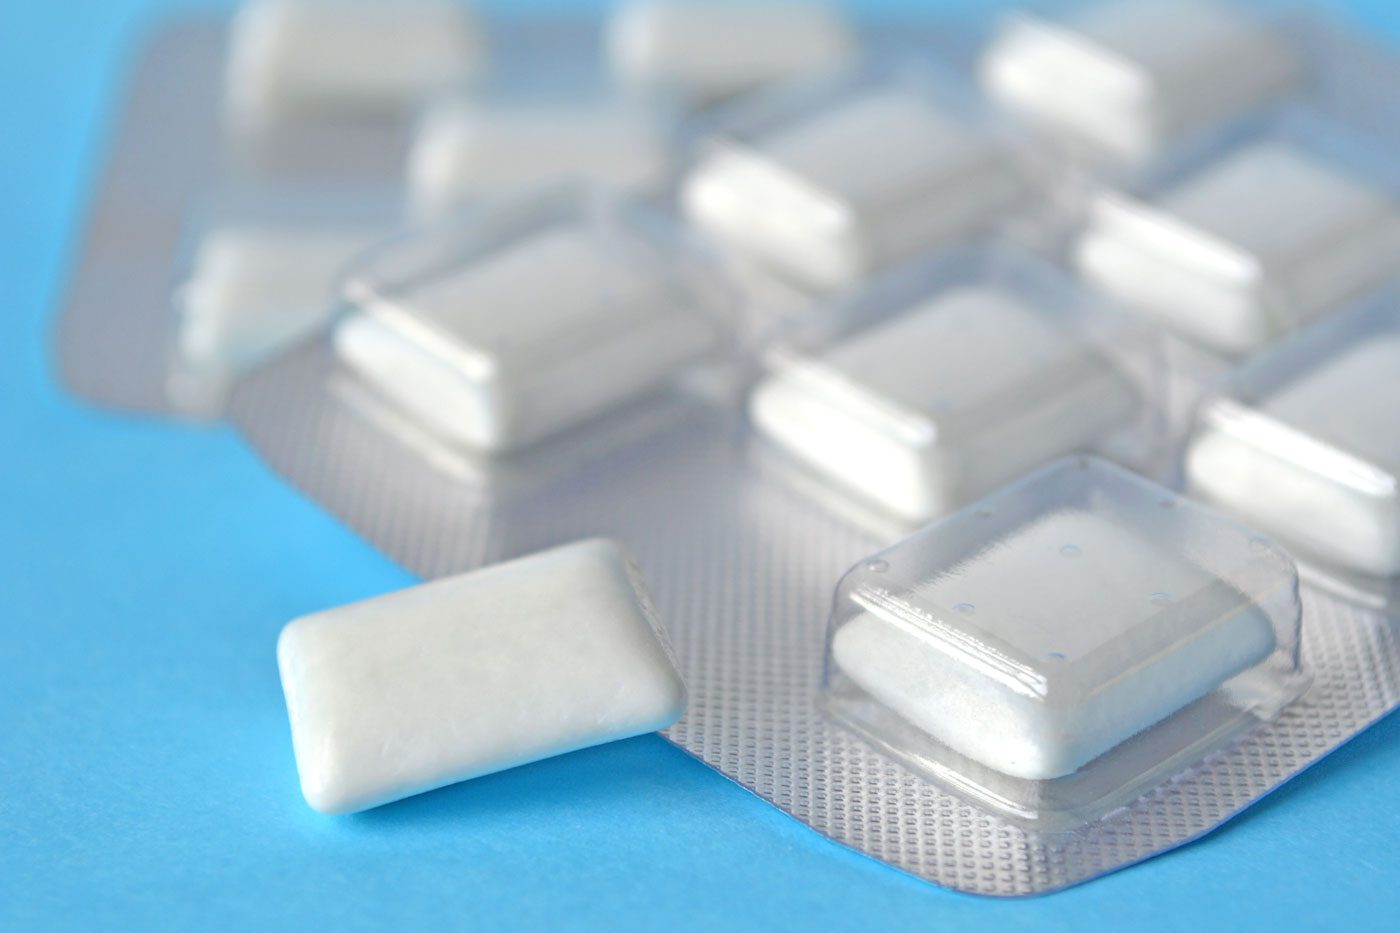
top-left (55, 2), bottom-right (954, 415)
top-left (57, 0), bottom-right (1400, 896)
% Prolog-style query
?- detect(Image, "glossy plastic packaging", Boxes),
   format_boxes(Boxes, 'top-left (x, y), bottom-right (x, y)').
top-left (167, 186), bottom-right (395, 415)
top-left (981, 0), bottom-right (1301, 160)
top-left (682, 68), bottom-right (1026, 291)
top-left (225, 0), bottom-right (487, 129)
top-left (1073, 112), bottom-right (1400, 356)
top-left (749, 246), bottom-right (1165, 527)
top-left (824, 457), bottom-right (1308, 829)
top-left (1187, 298), bottom-right (1400, 591)
top-left (407, 95), bottom-right (674, 218)
top-left (606, 0), bottom-right (858, 105)
top-left (332, 185), bottom-right (727, 455)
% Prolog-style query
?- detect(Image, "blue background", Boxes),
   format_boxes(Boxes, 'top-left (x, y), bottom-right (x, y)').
top-left (3, 1), bottom-right (1399, 929)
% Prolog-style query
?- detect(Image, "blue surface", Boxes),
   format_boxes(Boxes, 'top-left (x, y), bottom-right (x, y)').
top-left (3, 1), bottom-right (1400, 929)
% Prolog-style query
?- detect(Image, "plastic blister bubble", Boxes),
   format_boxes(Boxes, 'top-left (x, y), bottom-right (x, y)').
top-left (980, 0), bottom-right (1303, 161)
top-left (748, 244), bottom-right (1169, 531)
top-left (331, 183), bottom-right (731, 455)
top-left (406, 93), bottom-right (676, 219)
top-left (166, 183), bottom-right (399, 416)
top-left (824, 456), bottom-right (1308, 830)
top-left (605, 0), bottom-right (860, 107)
top-left (1187, 296), bottom-right (1400, 603)
top-left (1071, 109), bottom-right (1400, 357)
top-left (680, 65), bottom-right (1028, 292)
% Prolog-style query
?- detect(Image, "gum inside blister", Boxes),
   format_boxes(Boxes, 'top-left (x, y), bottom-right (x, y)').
top-left (221, 0), bottom-right (487, 178)
top-left (1186, 297), bottom-right (1400, 604)
top-left (166, 183), bottom-right (400, 417)
top-left (406, 92), bottom-right (678, 220)
top-left (224, 0), bottom-right (487, 126)
top-left (605, 0), bottom-right (860, 107)
top-left (1072, 109), bottom-right (1400, 358)
top-left (748, 244), bottom-right (1169, 536)
top-left (822, 456), bottom-right (1309, 830)
top-left (681, 66), bottom-right (1028, 292)
top-left (979, 0), bottom-right (1303, 162)
top-left (222, 3), bottom-right (618, 180)
top-left (331, 183), bottom-right (732, 459)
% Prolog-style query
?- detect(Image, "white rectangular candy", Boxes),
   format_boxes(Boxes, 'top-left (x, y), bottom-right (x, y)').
top-left (334, 221), bottom-right (717, 453)
top-left (1076, 142), bottom-right (1400, 355)
top-left (981, 0), bottom-right (1299, 157)
top-left (683, 88), bottom-right (1021, 290)
top-left (1188, 333), bottom-right (1400, 578)
top-left (607, 0), bottom-right (856, 105)
top-left (750, 286), bottom-right (1139, 522)
top-left (834, 514), bottom-right (1275, 780)
top-left (170, 225), bottom-right (378, 414)
top-left (408, 100), bottom-right (670, 217)
top-left (825, 457), bottom-right (1303, 792)
top-left (226, 0), bottom-right (486, 125)
top-left (278, 539), bottom-right (687, 814)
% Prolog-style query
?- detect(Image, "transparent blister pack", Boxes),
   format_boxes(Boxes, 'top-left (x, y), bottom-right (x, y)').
top-left (968, 0), bottom-right (1400, 447)
top-left (330, 183), bottom-right (732, 456)
top-left (978, 0), bottom-right (1305, 162)
top-left (680, 65), bottom-right (1030, 295)
top-left (57, 18), bottom-right (228, 413)
top-left (1186, 295), bottom-right (1400, 606)
top-left (824, 457), bottom-right (1309, 830)
top-left (55, 3), bottom-right (959, 415)
top-left (225, 183), bottom-right (1398, 893)
top-left (406, 91), bottom-right (679, 221)
top-left (975, 0), bottom-right (1400, 170)
top-left (747, 244), bottom-right (1170, 533)
top-left (605, 0), bottom-right (861, 107)
top-left (221, 1), bottom-right (619, 181)
top-left (54, 0), bottom-right (1400, 899)
top-left (1069, 108), bottom-right (1400, 359)
top-left (166, 183), bottom-right (400, 417)
top-left (224, 0), bottom-right (490, 133)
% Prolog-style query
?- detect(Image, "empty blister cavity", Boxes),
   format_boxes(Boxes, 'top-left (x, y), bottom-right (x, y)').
top-left (607, 0), bottom-right (857, 106)
top-left (225, 0), bottom-right (486, 127)
top-left (333, 184), bottom-right (726, 455)
top-left (750, 247), bottom-right (1163, 526)
top-left (408, 97), bottom-right (672, 218)
top-left (823, 457), bottom-right (1307, 829)
top-left (1075, 127), bottom-right (1400, 356)
top-left (981, 0), bottom-right (1300, 160)
top-left (278, 538), bottom-right (686, 814)
top-left (682, 73), bottom-right (1025, 291)
top-left (1187, 301), bottom-right (1400, 582)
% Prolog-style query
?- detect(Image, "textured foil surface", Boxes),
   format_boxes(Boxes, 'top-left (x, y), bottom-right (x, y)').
top-left (226, 341), bottom-right (1399, 896)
